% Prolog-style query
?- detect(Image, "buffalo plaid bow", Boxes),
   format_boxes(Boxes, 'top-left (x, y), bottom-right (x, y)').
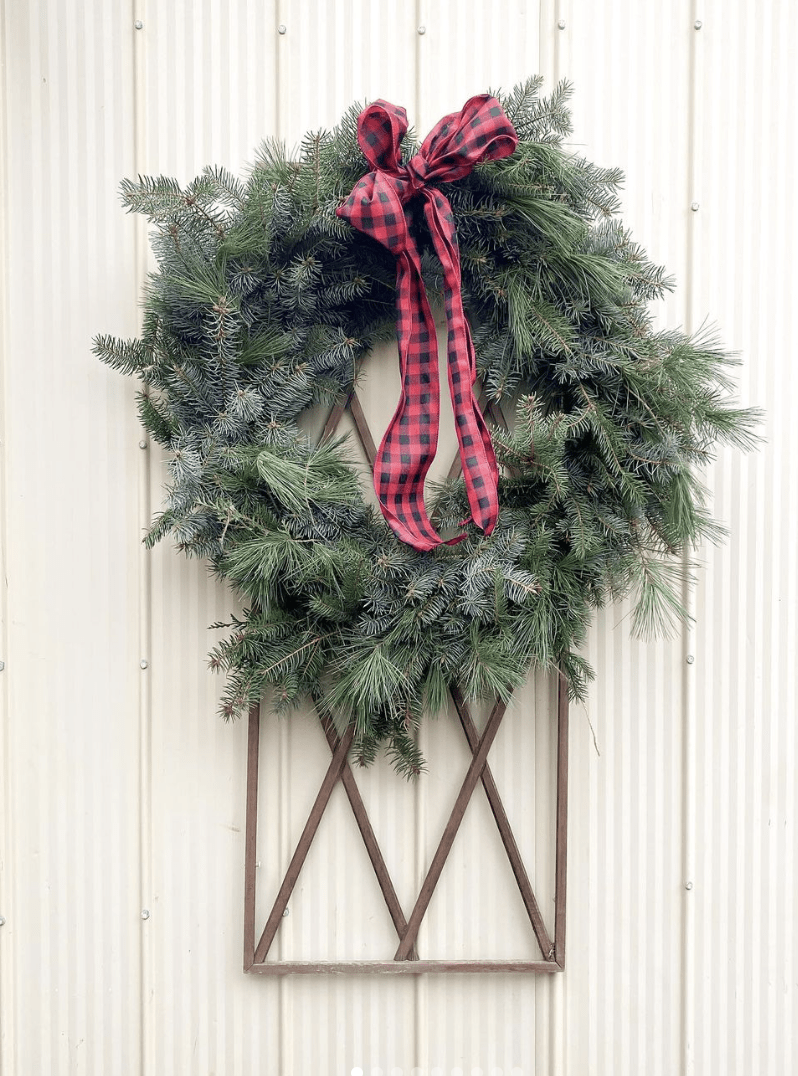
top-left (337, 95), bottom-right (518, 551)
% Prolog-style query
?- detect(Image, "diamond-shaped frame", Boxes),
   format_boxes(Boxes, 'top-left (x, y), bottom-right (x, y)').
top-left (242, 390), bottom-right (569, 975)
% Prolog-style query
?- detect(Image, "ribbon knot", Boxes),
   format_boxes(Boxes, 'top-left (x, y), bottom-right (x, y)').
top-left (337, 95), bottom-right (518, 551)
top-left (405, 154), bottom-right (430, 192)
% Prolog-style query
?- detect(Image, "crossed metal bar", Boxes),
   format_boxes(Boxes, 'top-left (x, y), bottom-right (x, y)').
top-left (243, 387), bottom-right (569, 974)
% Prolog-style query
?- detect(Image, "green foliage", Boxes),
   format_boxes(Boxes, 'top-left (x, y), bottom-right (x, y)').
top-left (95, 77), bottom-right (759, 775)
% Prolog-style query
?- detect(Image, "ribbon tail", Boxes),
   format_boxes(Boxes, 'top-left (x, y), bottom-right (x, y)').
top-left (373, 253), bottom-right (445, 551)
top-left (450, 320), bottom-right (500, 536)
top-left (423, 191), bottom-right (500, 537)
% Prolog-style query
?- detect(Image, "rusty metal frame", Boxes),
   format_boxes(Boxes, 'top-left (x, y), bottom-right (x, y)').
top-left (242, 390), bottom-right (569, 975)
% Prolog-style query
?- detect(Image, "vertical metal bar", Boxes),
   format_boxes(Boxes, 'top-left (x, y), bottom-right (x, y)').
top-left (554, 670), bottom-right (569, 967)
top-left (243, 703), bottom-right (261, 971)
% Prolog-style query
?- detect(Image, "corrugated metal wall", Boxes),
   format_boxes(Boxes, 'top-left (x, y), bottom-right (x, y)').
top-left (1, 1), bottom-right (795, 1073)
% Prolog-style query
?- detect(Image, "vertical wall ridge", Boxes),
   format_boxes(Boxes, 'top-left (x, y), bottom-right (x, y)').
top-left (131, 3), bottom-right (154, 1074)
top-left (413, 8), bottom-right (428, 1069)
top-left (681, 5), bottom-right (702, 1075)
top-left (273, 5), bottom-right (292, 1070)
top-left (4, 1), bottom-right (143, 1069)
top-left (0, 0), bottom-right (16, 1068)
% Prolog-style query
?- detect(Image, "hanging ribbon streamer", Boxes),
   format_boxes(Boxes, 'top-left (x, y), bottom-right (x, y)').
top-left (337, 95), bottom-right (518, 551)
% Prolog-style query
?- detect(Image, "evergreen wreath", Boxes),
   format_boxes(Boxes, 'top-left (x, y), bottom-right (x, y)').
top-left (95, 78), bottom-right (757, 776)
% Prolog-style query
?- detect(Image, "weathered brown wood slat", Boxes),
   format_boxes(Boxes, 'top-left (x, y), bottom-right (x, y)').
top-left (320, 394), bottom-right (352, 443)
top-left (243, 702), bottom-right (261, 971)
top-left (484, 398), bottom-right (508, 431)
top-left (394, 698), bottom-right (508, 960)
top-left (554, 672), bottom-right (569, 967)
top-left (449, 686), bottom-right (554, 960)
top-left (253, 723), bottom-right (356, 964)
top-left (249, 958), bottom-right (563, 976)
top-left (317, 710), bottom-right (418, 960)
top-left (347, 390), bottom-right (378, 466)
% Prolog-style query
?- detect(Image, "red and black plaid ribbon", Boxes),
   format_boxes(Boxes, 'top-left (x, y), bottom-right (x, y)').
top-left (337, 95), bottom-right (518, 551)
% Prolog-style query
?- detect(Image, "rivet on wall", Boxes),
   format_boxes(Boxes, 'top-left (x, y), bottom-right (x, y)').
top-left (277, 24), bottom-right (287, 35)
top-left (134, 20), bottom-right (143, 30)
top-left (694, 19), bottom-right (703, 30)
top-left (690, 202), bottom-right (700, 212)
top-left (558, 19), bottom-right (566, 30)
top-left (417, 25), bottom-right (426, 35)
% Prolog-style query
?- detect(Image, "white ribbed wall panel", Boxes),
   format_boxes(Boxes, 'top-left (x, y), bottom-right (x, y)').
top-left (1, 2), bottom-right (142, 1073)
top-left (688, 3), bottom-right (798, 1074)
top-left (558, 5), bottom-right (692, 1074)
top-left (2, 2), bottom-right (796, 1074)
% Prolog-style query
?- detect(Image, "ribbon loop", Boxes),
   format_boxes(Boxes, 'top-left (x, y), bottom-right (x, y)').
top-left (357, 100), bottom-right (408, 175)
top-left (337, 94), bottom-right (518, 551)
top-left (419, 95), bottom-right (520, 183)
